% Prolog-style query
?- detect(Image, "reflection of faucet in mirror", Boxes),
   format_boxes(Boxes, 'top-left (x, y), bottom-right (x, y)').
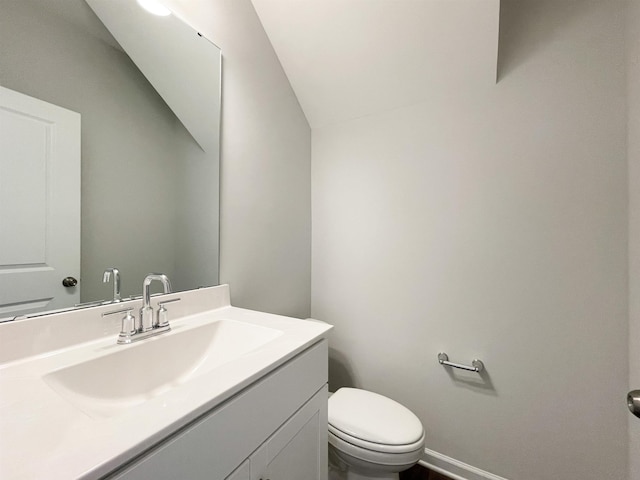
top-left (0, 0), bottom-right (221, 321)
top-left (140, 273), bottom-right (172, 332)
top-left (102, 268), bottom-right (122, 303)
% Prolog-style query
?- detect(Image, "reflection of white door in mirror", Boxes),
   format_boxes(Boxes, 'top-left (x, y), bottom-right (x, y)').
top-left (0, 86), bottom-right (80, 318)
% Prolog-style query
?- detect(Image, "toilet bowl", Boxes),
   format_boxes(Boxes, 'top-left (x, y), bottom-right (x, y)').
top-left (328, 388), bottom-right (425, 480)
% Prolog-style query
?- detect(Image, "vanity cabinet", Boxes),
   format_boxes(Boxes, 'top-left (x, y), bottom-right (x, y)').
top-left (226, 461), bottom-right (250, 480)
top-left (225, 387), bottom-right (327, 480)
top-left (105, 340), bottom-right (328, 480)
top-left (246, 387), bottom-right (327, 480)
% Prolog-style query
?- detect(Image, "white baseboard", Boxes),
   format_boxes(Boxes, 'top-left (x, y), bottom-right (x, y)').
top-left (420, 448), bottom-right (509, 480)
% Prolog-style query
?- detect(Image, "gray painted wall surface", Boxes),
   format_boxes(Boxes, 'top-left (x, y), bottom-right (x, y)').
top-left (629, 0), bottom-right (640, 478)
top-left (312, 1), bottom-right (628, 479)
top-left (164, 0), bottom-right (312, 318)
top-left (0, 0), bottom-right (216, 301)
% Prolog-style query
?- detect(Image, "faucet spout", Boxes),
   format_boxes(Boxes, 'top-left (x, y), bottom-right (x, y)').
top-left (142, 273), bottom-right (172, 307)
top-left (103, 267), bottom-right (122, 302)
top-left (139, 273), bottom-right (172, 331)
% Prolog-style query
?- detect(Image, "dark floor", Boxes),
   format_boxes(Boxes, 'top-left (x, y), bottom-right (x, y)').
top-left (399, 464), bottom-right (453, 480)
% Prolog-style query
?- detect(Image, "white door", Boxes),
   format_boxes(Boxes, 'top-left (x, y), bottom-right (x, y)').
top-left (0, 86), bottom-right (80, 319)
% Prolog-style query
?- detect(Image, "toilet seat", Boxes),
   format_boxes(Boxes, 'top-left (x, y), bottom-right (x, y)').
top-left (328, 388), bottom-right (425, 455)
top-left (328, 423), bottom-right (425, 454)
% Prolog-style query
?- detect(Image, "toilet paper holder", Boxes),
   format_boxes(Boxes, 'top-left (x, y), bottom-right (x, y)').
top-left (437, 352), bottom-right (484, 373)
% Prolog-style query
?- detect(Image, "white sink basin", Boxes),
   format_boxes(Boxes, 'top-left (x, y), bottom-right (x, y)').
top-left (43, 319), bottom-right (282, 418)
top-left (0, 285), bottom-right (333, 480)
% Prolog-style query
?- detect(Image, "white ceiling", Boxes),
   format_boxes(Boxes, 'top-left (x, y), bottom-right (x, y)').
top-left (251, 0), bottom-right (500, 128)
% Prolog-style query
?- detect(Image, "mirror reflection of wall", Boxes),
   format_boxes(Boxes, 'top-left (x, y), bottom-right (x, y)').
top-left (0, 0), bottom-right (220, 313)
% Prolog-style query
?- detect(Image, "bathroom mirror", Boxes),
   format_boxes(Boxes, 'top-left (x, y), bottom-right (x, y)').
top-left (0, 0), bottom-right (220, 319)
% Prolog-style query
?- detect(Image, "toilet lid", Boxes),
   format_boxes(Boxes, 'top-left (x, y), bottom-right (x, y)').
top-left (328, 388), bottom-right (424, 446)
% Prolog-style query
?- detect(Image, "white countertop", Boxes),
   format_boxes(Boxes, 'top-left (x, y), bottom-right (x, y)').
top-left (0, 285), bottom-right (331, 479)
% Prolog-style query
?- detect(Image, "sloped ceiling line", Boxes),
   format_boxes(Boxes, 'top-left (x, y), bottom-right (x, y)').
top-left (251, 0), bottom-right (500, 128)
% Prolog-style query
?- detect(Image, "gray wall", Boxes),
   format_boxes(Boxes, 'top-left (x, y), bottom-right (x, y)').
top-left (0, 0), bottom-right (217, 301)
top-left (312, 1), bottom-right (628, 478)
top-left (629, 0), bottom-right (640, 478)
top-left (164, 0), bottom-right (312, 318)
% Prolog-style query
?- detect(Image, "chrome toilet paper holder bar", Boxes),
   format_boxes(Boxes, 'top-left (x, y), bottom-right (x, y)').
top-left (437, 352), bottom-right (484, 373)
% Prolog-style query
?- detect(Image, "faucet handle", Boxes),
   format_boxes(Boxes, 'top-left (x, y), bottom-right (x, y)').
top-left (157, 298), bottom-right (181, 328)
top-left (103, 307), bottom-right (137, 344)
top-left (158, 298), bottom-right (181, 306)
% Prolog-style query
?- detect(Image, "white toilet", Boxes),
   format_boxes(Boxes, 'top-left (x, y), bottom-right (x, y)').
top-left (328, 388), bottom-right (425, 480)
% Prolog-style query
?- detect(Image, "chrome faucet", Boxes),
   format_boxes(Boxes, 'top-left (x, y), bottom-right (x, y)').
top-left (139, 273), bottom-right (172, 332)
top-left (104, 273), bottom-right (179, 345)
top-left (102, 267), bottom-right (122, 302)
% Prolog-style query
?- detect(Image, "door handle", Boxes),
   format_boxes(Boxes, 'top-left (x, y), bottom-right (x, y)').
top-left (628, 390), bottom-right (640, 418)
top-left (62, 276), bottom-right (78, 287)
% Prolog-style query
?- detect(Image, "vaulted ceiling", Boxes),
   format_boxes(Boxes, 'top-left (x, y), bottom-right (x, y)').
top-left (251, 0), bottom-right (500, 128)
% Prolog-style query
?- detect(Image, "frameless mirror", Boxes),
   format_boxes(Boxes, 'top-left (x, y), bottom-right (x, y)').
top-left (0, 0), bottom-right (220, 319)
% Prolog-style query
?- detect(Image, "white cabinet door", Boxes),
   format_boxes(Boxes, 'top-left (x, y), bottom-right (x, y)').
top-left (0, 86), bottom-right (80, 317)
top-left (251, 386), bottom-right (328, 480)
top-left (226, 460), bottom-right (250, 480)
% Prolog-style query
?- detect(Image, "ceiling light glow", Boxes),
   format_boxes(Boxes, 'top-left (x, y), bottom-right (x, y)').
top-left (137, 0), bottom-right (171, 16)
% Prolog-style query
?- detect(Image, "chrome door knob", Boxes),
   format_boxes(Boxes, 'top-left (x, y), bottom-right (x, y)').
top-left (628, 390), bottom-right (640, 418)
top-left (62, 276), bottom-right (78, 287)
